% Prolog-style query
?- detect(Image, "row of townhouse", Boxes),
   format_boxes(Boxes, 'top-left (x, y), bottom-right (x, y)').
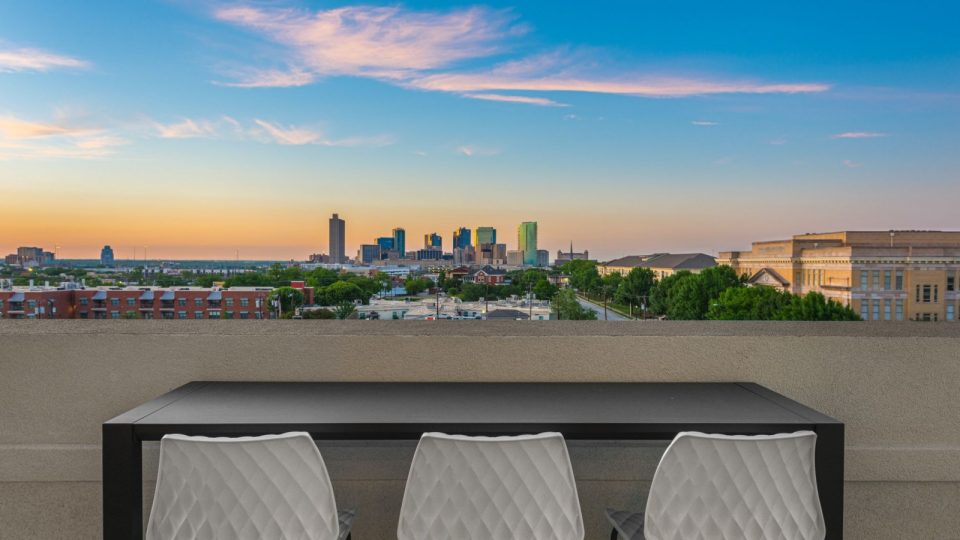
top-left (0, 285), bottom-right (276, 320)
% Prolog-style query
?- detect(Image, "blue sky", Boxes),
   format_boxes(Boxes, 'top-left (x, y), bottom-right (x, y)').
top-left (1, 1), bottom-right (958, 259)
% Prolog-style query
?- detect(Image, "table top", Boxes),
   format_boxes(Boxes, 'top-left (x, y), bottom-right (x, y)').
top-left (108, 382), bottom-right (839, 440)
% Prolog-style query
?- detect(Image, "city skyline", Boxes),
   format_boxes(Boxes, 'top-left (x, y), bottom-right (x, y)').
top-left (2, 1), bottom-right (959, 260)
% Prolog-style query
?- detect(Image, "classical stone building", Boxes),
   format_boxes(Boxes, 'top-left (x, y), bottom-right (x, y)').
top-left (717, 231), bottom-right (960, 322)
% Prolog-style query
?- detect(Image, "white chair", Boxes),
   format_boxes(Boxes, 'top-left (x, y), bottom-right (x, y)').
top-left (146, 432), bottom-right (354, 540)
top-left (398, 432), bottom-right (585, 540)
top-left (607, 431), bottom-right (825, 540)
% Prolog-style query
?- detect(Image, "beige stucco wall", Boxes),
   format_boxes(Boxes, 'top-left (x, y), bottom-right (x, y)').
top-left (1, 321), bottom-right (958, 539)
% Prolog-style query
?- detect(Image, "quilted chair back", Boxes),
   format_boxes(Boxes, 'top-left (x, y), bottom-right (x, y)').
top-left (398, 432), bottom-right (584, 540)
top-left (146, 432), bottom-right (341, 540)
top-left (645, 431), bottom-right (825, 540)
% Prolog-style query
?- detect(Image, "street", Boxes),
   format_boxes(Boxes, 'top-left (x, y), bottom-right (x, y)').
top-left (576, 295), bottom-right (631, 321)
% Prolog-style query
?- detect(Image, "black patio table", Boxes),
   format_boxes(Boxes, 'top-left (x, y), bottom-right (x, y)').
top-left (103, 381), bottom-right (844, 539)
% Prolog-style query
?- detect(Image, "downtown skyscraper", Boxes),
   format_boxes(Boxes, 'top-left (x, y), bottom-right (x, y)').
top-left (473, 227), bottom-right (496, 249)
top-left (329, 213), bottom-right (346, 264)
top-left (518, 222), bottom-right (538, 266)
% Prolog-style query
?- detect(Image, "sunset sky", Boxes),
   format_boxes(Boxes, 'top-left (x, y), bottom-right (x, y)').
top-left (2, 1), bottom-right (959, 260)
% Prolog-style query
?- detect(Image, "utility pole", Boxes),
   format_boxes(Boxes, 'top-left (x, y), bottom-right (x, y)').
top-left (435, 287), bottom-right (440, 320)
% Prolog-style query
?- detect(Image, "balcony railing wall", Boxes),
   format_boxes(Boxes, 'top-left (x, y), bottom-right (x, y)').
top-left (0, 321), bottom-right (957, 539)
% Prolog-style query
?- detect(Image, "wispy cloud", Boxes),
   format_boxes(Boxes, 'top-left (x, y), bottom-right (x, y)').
top-left (154, 118), bottom-right (224, 139)
top-left (769, 137), bottom-right (788, 145)
top-left (843, 159), bottom-right (862, 168)
top-left (462, 93), bottom-right (567, 107)
top-left (252, 119), bottom-right (393, 147)
top-left (457, 145), bottom-right (500, 157)
top-left (0, 47), bottom-right (89, 73)
top-left (213, 5), bottom-right (830, 105)
top-left (215, 68), bottom-right (315, 88)
top-left (215, 5), bottom-right (522, 81)
top-left (0, 114), bottom-right (125, 160)
top-left (831, 131), bottom-right (888, 139)
top-left (691, 120), bottom-right (718, 126)
top-left (148, 116), bottom-right (393, 147)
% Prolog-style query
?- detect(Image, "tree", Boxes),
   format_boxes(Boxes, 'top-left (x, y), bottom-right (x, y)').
top-left (649, 271), bottom-right (691, 316)
top-left (615, 267), bottom-right (655, 311)
top-left (268, 287), bottom-right (305, 318)
top-left (551, 289), bottom-right (598, 320)
top-left (775, 292), bottom-right (861, 321)
top-left (301, 308), bottom-right (335, 319)
top-left (707, 286), bottom-right (792, 320)
top-left (304, 268), bottom-right (339, 288)
top-left (404, 277), bottom-right (431, 295)
top-left (321, 281), bottom-right (364, 305)
top-left (223, 272), bottom-right (273, 288)
top-left (532, 278), bottom-right (559, 301)
top-left (333, 302), bottom-right (357, 320)
top-left (459, 283), bottom-right (487, 301)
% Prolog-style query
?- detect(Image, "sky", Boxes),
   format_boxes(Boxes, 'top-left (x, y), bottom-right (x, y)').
top-left (1, 0), bottom-right (958, 261)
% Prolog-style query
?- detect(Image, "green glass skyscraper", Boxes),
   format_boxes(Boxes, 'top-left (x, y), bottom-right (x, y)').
top-left (474, 226), bottom-right (496, 249)
top-left (518, 222), bottom-right (538, 266)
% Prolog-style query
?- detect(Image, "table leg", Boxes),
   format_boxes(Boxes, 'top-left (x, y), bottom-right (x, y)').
top-left (817, 423), bottom-right (844, 539)
top-left (103, 423), bottom-right (142, 540)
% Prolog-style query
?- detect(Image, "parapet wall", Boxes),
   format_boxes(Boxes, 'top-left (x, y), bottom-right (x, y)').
top-left (1, 321), bottom-right (958, 539)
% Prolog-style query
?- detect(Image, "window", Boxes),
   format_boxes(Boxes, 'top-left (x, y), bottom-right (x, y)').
top-left (240, 298), bottom-right (250, 307)
top-left (872, 301), bottom-right (880, 321)
top-left (224, 311), bottom-right (234, 319)
top-left (860, 301), bottom-right (869, 321)
top-left (883, 271), bottom-right (891, 290)
top-left (895, 270), bottom-right (904, 290)
top-left (896, 299), bottom-right (904, 321)
top-left (178, 311), bottom-right (187, 319)
top-left (126, 297), bottom-right (135, 306)
top-left (79, 311), bottom-right (88, 319)
top-left (111, 311), bottom-right (120, 319)
top-left (948, 304), bottom-right (955, 321)
top-left (947, 275), bottom-right (955, 292)
top-left (872, 270), bottom-right (880, 289)
top-left (178, 298), bottom-right (187, 307)
top-left (934, 285), bottom-right (939, 303)
top-left (28, 300), bottom-right (37, 309)
top-left (209, 311), bottom-right (221, 319)
top-left (240, 311), bottom-right (249, 319)
top-left (194, 298), bottom-right (203, 307)
top-left (126, 311), bottom-right (136, 318)
top-left (194, 311), bottom-right (204, 319)
top-left (884, 299), bottom-right (891, 321)
top-left (79, 297), bottom-right (89, 305)
top-left (225, 298), bottom-right (234, 307)
top-left (860, 271), bottom-right (868, 290)
top-left (111, 298), bottom-right (120, 306)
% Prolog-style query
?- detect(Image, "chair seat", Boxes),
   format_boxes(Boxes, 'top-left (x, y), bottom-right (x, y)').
top-left (338, 510), bottom-right (356, 540)
top-left (606, 508), bottom-right (644, 540)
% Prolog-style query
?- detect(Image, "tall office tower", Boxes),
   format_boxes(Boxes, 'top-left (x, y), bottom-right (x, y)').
top-left (536, 249), bottom-right (550, 268)
top-left (518, 222), bottom-right (538, 266)
top-left (453, 227), bottom-right (472, 250)
top-left (474, 227), bottom-right (496, 249)
top-left (376, 237), bottom-right (395, 252)
top-left (424, 233), bottom-right (442, 250)
top-left (392, 228), bottom-right (406, 257)
top-left (358, 244), bottom-right (381, 265)
top-left (100, 245), bottom-right (115, 266)
top-left (329, 213), bottom-right (346, 264)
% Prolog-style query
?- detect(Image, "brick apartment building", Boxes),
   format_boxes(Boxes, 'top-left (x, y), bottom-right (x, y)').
top-left (0, 285), bottom-right (279, 320)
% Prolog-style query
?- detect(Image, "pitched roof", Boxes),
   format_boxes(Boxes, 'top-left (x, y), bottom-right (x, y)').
top-left (486, 308), bottom-right (530, 319)
top-left (643, 253), bottom-right (717, 270)
top-left (476, 265), bottom-right (506, 275)
top-left (602, 254), bottom-right (658, 268)
top-left (602, 253), bottom-right (716, 270)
